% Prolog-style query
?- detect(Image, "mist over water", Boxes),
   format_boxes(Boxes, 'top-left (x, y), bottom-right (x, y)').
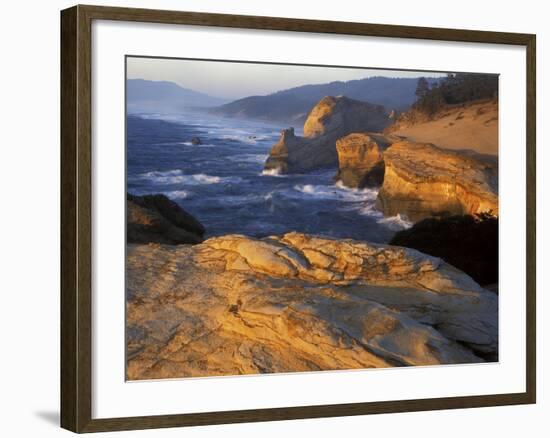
top-left (127, 112), bottom-right (410, 243)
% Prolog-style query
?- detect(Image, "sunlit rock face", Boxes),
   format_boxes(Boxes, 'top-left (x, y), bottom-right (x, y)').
top-left (334, 133), bottom-right (395, 188)
top-left (376, 141), bottom-right (499, 222)
top-left (264, 96), bottom-right (389, 174)
top-left (302, 96), bottom-right (387, 138)
top-left (126, 232), bottom-right (497, 380)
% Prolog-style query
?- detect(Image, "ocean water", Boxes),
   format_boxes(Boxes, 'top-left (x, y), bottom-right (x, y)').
top-left (127, 112), bottom-right (411, 243)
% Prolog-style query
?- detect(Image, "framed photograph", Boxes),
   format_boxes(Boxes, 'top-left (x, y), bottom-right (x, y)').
top-left (60, 4), bottom-right (536, 433)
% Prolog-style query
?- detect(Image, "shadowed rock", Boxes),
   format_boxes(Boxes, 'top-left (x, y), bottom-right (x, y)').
top-left (127, 193), bottom-right (205, 244)
top-left (390, 214), bottom-right (498, 286)
top-left (126, 232), bottom-right (497, 380)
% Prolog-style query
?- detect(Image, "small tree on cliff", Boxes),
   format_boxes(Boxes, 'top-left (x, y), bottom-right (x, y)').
top-left (415, 77), bottom-right (430, 99)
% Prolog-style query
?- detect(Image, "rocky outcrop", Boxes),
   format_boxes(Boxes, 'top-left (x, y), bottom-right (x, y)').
top-left (302, 96), bottom-right (387, 138)
top-left (127, 232), bottom-right (498, 380)
top-left (334, 133), bottom-right (396, 188)
top-left (127, 193), bottom-right (205, 244)
top-left (263, 127), bottom-right (300, 174)
top-left (390, 214), bottom-right (498, 286)
top-left (376, 141), bottom-right (498, 222)
top-left (264, 96), bottom-right (389, 174)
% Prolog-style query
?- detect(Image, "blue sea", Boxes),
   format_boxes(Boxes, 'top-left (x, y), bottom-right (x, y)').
top-left (127, 112), bottom-right (411, 243)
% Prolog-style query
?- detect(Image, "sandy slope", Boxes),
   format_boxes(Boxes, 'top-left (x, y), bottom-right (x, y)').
top-left (390, 100), bottom-right (498, 156)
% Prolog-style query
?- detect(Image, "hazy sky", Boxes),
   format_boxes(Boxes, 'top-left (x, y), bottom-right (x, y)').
top-left (127, 57), bottom-right (446, 100)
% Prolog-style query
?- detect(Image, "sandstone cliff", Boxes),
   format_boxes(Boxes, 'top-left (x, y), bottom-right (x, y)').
top-left (386, 100), bottom-right (498, 156)
top-left (376, 141), bottom-right (498, 222)
top-left (127, 232), bottom-right (497, 380)
top-left (334, 132), bottom-right (397, 188)
top-left (264, 96), bottom-right (388, 174)
top-left (127, 193), bottom-right (205, 244)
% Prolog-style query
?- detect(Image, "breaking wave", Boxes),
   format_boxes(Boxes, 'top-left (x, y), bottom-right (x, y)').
top-left (136, 170), bottom-right (241, 185)
top-left (377, 214), bottom-right (413, 231)
top-left (293, 183), bottom-right (378, 202)
top-left (163, 190), bottom-right (191, 200)
top-left (358, 204), bottom-right (412, 231)
top-left (227, 154), bottom-right (268, 164)
top-left (261, 168), bottom-right (286, 177)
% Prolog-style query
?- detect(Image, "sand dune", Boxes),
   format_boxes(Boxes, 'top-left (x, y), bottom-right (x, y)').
top-left (390, 100), bottom-right (498, 156)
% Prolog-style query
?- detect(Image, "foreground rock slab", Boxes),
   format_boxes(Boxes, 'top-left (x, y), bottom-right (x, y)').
top-left (376, 141), bottom-right (498, 222)
top-left (127, 232), bottom-right (497, 380)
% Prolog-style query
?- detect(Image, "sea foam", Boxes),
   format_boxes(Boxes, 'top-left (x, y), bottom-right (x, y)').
top-left (138, 170), bottom-right (241, 185)
top-left (227, 154), bottom-right (268, 164)
top-left (293, 183), bottom-right (378, 202)
top-left (261, 168), bottom-right (286, 177)
top-left (164, 190), bottom-right (191, 200)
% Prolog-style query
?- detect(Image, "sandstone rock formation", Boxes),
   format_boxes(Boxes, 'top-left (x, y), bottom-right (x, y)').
top-left (376, 141), bottom-right (498, 222)
top-left (127, 193), bottom-right (205, 244)
top-left (334, 133), bottom-right (396, 188)
top-left (264, 96), bottom-right (388, 174)
top-left (127, 232), bottom-right (497, 380)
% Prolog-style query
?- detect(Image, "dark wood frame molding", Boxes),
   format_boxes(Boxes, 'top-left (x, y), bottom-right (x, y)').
top-left (61, 4), bottom-right (536, 433)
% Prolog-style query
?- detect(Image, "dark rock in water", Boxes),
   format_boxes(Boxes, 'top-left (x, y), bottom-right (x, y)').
top-left (190, 137), bottom-right (202, 145)
top-left (127, 193), bottom-right (205, 244)
top-left (264, 128), bottom-right (297, 174)
top-left (390, 214), bottom-right (498, 286)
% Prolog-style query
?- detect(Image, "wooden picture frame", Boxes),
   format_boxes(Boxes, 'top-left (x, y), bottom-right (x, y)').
top-left (61, 4), bottom-right (536, 433)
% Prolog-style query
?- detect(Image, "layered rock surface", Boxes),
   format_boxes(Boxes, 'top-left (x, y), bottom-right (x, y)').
top-left (376, 141), bottom-right (498, 222)
top-left (334, 133), bottom-right (396, 188)
top-left (127, 232), bottom-right (497, 380)
top-left (264, 96), bottom-right (388, 174)
top-left (127, 193), bottom-right (205, 244)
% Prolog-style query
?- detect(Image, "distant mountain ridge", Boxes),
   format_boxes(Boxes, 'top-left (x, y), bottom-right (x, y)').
top-left (127, 79), bottom-right (228, 113)
top-left (210, 76), bottom-right (439, 123)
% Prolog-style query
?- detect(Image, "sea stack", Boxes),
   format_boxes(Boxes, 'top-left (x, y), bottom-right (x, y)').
top-left (334, 133), bottom-right (395, 188)
top-left (264, 96), bottom-right (389, 174)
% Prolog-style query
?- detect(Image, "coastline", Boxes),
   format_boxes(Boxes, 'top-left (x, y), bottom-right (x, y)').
top-left (125, 89), bottom-right (499, 380)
